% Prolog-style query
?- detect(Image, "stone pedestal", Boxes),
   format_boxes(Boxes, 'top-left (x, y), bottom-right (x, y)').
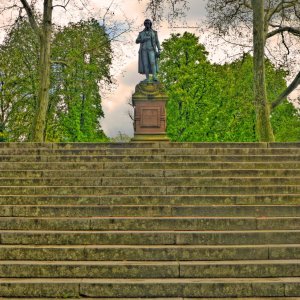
top-left (131, 82), bottom-right (169, 142)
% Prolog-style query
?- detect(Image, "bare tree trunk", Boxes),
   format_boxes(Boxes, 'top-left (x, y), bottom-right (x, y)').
top-left (31, 0), bottom-right (53, 142)
top-left (251, 0), bottom-right (274, 142)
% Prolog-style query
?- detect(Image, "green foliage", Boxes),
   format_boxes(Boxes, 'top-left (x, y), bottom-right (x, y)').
top-left (0, 20), bottom-right (39, 141)
top-left (159, 32), bottom-right (300, 142)
top-left (47, 19), bottom-right (111, 142)
top-left (271, 101), bottom-right (300, 142)
top-left (0, 122), bottom-right (7, 142)
top-left (159, 32), bottom-right (216, 141)
top-left (0, 18), bottom-right (110, 142)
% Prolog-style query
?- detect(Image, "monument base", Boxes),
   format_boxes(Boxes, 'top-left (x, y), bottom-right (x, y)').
top-left (131, 133), bottom-right (169, 142)
top-left (132, 82), bottom-right (169, 142)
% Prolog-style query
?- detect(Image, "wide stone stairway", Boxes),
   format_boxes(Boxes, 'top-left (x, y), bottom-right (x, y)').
top-left (0, 142), bottom-right (299, 299)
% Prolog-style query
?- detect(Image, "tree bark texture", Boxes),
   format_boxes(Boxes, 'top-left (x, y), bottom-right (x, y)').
top-left (251, 0), bottom-right (275, 142)
top-left (31, 0), bottom-right (53, 142)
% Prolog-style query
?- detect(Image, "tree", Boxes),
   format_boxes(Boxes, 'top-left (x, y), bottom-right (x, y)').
top-left (138, 0), bottom-right (189, 23)
top-left (159, 32), bottom-right (218, 141)
top-left (0, 19), bottom-right (39, 141)
top-left (252, 0), bottom-right (274, 141)
top-left (19, 0), bottom-right (53, 142)
top-left (140, 0), bottom-right (300, 142)
top-left (47, 19), bottom-right (111, 142)
top-left (272, 100), bottom-right (300, 142)
top-left (0, 0), bottom-right (79, 141)
top-left (159, 32), bottom-right (300, 142)
top-left (0, 18), bottom-right (111, 142)
top-left (206, 0), bottom-right (300, 141)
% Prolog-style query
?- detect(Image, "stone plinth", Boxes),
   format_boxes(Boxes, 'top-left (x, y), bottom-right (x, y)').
top-left (131, 82), bottom-right (169, 142)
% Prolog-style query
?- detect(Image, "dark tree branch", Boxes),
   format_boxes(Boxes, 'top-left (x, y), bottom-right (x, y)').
top-left (51, 60), bottom-right (69, 66)
top-left (0, 4), bottom-right (19, 14)
top-left (294, 5), bottom-right (300, 19)
top-left (242, 0), bottom-right (252, 9)
top-left (140, 0), bottom-right (189, 22)
top-left (266, 0), bottom-right (298, 21)
top-left (108, 27), bottom-right (131, 42)
top-left (272, 70), bottom-right (300, 109)
top-left (19, 0), bottom-right (41, 36)
top-left (281, 31), bottom-right (290, 55)
top-left (52, 0), bottom-right (71, 10)
top-left (102, 0), bottom-right (115, 27)
top-left (267, 26), bottom-right (300, 39)
top-left (0, 22), bottom-right (17, 29)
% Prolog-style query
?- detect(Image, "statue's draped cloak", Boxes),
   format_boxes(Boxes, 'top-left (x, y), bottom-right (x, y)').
top-left (136, 30), bottom-right (160, 75)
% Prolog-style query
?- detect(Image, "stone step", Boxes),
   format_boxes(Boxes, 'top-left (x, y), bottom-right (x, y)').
top-left (1, 161), bottom-right (299, 170)
top-left (2, 205), bottom-right (300, 218)
top-left (0, 185), bottom-right (298, 195)
top-left (0, 278), bottom-right (299, 297)
top-left (0, 169), bottom-right (299, 178)
top-left (0, 142), bottom-right (299, 149)
top-left (0, 154), bottom-right (299, 163)
top-left (0, 244), bottom-right (298, 261)
top-left (105, 161), bottom-right (300, 170)
top-left (1, 216), bottom-right (300, 231)
top-left (0, 298), bottom-right (298, 300)
top-left (0, 261), bottom-right (178, 279)
top-left (0, 177), bottom-right (298, 186)
top-left (0, 195), bottom-right (298, 206)
top-left (180, 260), bottom-right (300, 278)
top-left (0, 260), bottom-right (299, 279)
top-left (1, 230), bottom-right (300, 245)
top-left (0, 147), bottom-right (299, 156)
top-left (0, 298), bottom-right (299, 300)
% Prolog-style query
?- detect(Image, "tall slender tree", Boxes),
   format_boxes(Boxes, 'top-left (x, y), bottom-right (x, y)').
top-left (18, 0), bottom-right (53, 141)
top-left (0, 0), bottom-right (75, 141)
top-left (48, 19), bottom-right (112, 142)
top-left (252, 0), bottom-right (274, 141)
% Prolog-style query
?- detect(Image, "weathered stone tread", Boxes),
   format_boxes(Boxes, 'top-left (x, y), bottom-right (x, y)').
top-left (0, 185), bottom-right (299, 196)
top-left (0, 278), bottom-right (300, 297)
top-left (0, 194), bottom-right (298, 206)
top-left (0, 176), bottom-right (298, 187)
top-left (0, 298), bottom-right (299, 300)
top-left (0, 298), bottom-right (298, 300)
top-left (2, 205), bottom-right (300, 218)
top-left (1, 216), bottom-right (300, 231)
top-left (1, 230), bottom-right (300, 246)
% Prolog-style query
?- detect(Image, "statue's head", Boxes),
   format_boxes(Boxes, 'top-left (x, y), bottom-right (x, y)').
top-left (144, 19), bottom-right (152, 29)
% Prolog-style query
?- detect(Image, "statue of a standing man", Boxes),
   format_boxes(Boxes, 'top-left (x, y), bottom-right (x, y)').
top-left (136, 19), bottom-right (161, 83)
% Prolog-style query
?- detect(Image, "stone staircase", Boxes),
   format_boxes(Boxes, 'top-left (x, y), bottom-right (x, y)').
top-left (0, 142), bottom-right (299, 299)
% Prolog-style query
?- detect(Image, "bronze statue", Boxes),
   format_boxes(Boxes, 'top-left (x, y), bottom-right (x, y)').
top-left (136, 19), bottom-right (161, 83)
